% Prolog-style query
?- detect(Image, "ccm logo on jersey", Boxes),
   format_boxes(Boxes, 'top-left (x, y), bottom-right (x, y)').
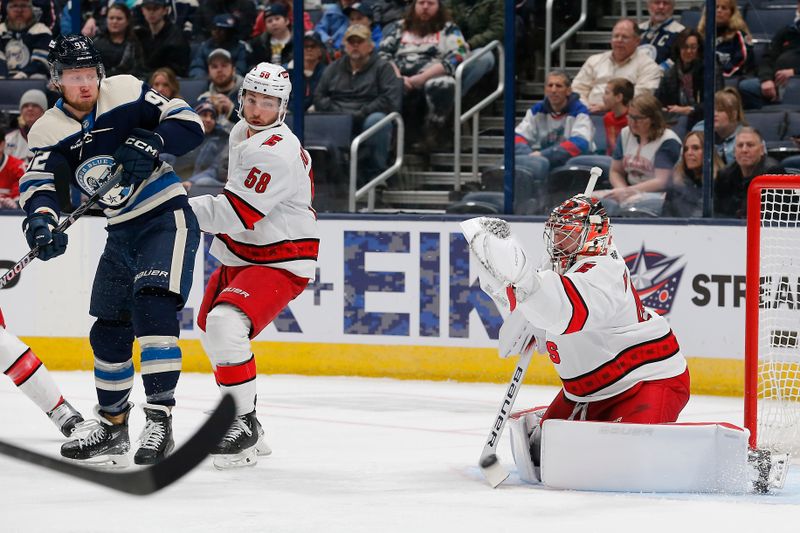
top-left (125, 138), bottom-right (159, 156)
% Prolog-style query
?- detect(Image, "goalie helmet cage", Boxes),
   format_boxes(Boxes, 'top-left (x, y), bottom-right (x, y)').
top-left (744, 174), bottom-right (800, 457)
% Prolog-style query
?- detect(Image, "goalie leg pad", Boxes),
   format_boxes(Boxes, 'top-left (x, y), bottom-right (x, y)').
top-left (509, 407), bottom-right (547, 484)
top-left (201, 304), bottom-right (257, 416)
top-left (540, 419), bottom-right (752, 493)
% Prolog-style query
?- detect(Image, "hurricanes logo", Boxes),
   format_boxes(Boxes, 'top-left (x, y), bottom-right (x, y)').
top-left (624, 245), bottom-right (686, 316)
top-left (75, 155), bottom-right (132, 207)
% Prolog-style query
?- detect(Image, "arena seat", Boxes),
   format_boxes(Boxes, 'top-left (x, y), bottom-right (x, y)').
top-left (745, 7), bottom-right (796, 39)
top-left (177, 78), bottom-right (210, 106)
top-left (0, 79), bottom-right (48, 113)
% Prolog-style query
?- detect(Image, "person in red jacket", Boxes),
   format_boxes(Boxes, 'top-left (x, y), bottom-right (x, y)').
top-left (0, 128), bottom-right (24, 209)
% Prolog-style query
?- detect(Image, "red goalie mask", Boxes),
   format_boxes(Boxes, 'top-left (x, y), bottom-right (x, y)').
top-left (544, 194), bottom-right (611, 274)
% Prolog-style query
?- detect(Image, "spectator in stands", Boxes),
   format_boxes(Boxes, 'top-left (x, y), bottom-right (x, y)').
top-left (249, 3), bottom-right (294, 66)
top-left (149, 67), bottom-right (181, 99)
top-left (448, 0), bottom-right (502, 96)
top-left (738, 1), bottom-right (800, 110)
top-left (315, 0), bottom-right (354, 53)
top-left (594, 93), bottom-right (681, 216)
top-left (601, 78), bottom-right (633, 156)
top-left (189, 14), bottom-right (248, 79)
top-left (135, 0), bottom-right (190, 77)
top-left (572, 18), bottom-right (662, 113)
top-left (345, 2), bottom-right (383, 46)
top-left (3, 88), bottom-right (46, 164)
top-left (251, 0), bottom-right (314, 40)
top-left (313, 23), bottom-right (402, 182)
top-left (656, 28), bottom-right (722, 131)
top-left (92, 3), bottom-right (145, 77)
top-left (174, 101), bottom-right (229, 191)
top-left (373, 0), bottom-right (411, 29)
top-left (194, 0), bottom-right (256, 42)
top-left (697, 0), bottom-right (751, 78)
top-left (715, 127), bottom-right (785, 218)
top-left (691, 87), bottom-right (747, 166)
top-left (197, 48), bottom-right (243, 133)
top-left (513, 70), bottom-right (594, 188)
top-left (0, 128), bottom-right (23, 209)
top-left (0, 0), bottom-right (51, 79)
top-left (662, 131), bottom-right (722, 218)
top-left (290, 31), bottom-right (328, 111)
top-left (378, 0), bottom-right (468, 146)
top-left (638, 0), bottom-right (684, 71)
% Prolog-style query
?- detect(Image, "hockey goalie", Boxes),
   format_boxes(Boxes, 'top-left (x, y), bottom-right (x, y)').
top-left (462, 193), bottom-right (788, 493)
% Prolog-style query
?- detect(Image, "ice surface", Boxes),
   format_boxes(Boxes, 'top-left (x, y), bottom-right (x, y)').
top-left (0, 373), bottom-right (798, 533)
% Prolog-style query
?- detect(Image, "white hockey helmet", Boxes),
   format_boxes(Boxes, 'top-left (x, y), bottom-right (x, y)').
top-left (237, 62), bottom-right (292, 130)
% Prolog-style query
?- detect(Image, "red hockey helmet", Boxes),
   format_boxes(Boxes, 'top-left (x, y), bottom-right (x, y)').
top-left (544, 194), bottom-right (611, 274)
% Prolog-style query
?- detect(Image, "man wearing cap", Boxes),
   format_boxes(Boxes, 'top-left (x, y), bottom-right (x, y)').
top-left (135, 0), bottom-right (190, 77)
top-left (287, 31), bottom-right (328, 110)
top-left (314, 23), bottom-right (402, 183)
top-left (172, 101), bottom-right (229, 191)
top-left (0, 0), bottom-right (51, 79)
top-left (197, 48), bottom-right (243, 133)
top-left (194, 0), bottom-right (256, 43)
top-left (344, 2), bottom-right (382, 47)
top-left (248, 3), bottom-right (294, 66)
top-left (4, 88), bottom-right (46, 163)
top-left (189, 13), bottom-right (249, 79)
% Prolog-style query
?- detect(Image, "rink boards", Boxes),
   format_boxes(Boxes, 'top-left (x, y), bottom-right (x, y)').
top-left (0, 214), bottom-right (761, 395)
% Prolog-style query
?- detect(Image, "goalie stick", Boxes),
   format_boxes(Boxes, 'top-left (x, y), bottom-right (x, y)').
top-left (476, 166), bottom-right (603, 487)
top-left (0, 395), bottom-right (236, 496)
top-left (0, 166), bottom-right (122, 290)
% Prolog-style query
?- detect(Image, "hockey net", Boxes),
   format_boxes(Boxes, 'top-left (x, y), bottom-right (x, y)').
top-left (745, 175), bottom-right (800, 457)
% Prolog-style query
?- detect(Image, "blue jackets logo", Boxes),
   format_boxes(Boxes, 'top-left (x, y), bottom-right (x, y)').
top-left (624, 245), bottom-right (686, 316)
top-left (75, 155), bottom-right (132, 207)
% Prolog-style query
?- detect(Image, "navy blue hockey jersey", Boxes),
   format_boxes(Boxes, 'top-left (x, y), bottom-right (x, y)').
top-left (19, 75), bottom-right (204, 224)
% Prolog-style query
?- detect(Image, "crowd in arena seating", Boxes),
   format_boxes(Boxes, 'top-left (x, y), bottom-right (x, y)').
top-left (1, 0), bottom-right (799, 218)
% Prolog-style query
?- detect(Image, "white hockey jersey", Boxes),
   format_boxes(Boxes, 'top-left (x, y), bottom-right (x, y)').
top-left (517, 244), bottom-right (686, 403)
top-left (189, 120), bottom-right (319, 279)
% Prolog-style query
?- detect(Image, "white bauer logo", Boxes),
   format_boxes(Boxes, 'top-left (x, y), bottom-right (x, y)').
top-left (75, 155), bottom-right (132, 207)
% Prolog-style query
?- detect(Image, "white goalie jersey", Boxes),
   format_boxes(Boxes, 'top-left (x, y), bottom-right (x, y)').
top-left (516, 244), bottom-right (687, 403)
top-left (189, 120), bottom-right (319, 279)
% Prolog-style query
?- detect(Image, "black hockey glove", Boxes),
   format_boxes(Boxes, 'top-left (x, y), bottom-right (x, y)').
top-left (113, 128), bottom-right (164, 187)
top-left (23, 212), bottom-right (68, 261)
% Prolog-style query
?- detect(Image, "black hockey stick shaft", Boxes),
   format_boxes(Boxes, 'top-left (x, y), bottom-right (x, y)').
top-left (0, 167), bottom-right (122, 289)
top-left (479, 350), bottom-right (533, 488)
top-left (0, 394), bottom-right (235, 496)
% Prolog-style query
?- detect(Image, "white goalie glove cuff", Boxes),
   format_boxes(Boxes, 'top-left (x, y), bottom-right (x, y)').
top-left (499, 309), bottom-right (545, 359)
top-left (460, 217), bottom-right (540, 310)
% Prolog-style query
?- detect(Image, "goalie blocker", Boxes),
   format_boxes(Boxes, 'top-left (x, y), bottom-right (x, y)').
top-left (508, 410), bottom-right (789, 493)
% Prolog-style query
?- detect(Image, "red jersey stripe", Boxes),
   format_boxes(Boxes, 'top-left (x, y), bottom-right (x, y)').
top-left (217, 235), bottom-right (320, 265)
top-left (560, 275), bottom-right (589, 334)
top-left (562, 331), bottom-right (681, 397)
top-left (0, 307), bottom-right (4, 327)
top-left (223, 189), bottom-right (266, 230)
top-left (4, 349), bottom-right (42, 386)
top-left (215, 355), bottom-right (257, 387)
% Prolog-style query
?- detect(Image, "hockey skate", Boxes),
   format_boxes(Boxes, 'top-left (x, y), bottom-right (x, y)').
top-left (134, 404), bottom-right (175, 465)
top-left (211, 410), bottom-right (260, 470)
top-left (47, 400), bottom-right (84, 437)
top-left (254, 417), bottom-right (272, 457)
top-left (60, 404), bottom-right (131, 469)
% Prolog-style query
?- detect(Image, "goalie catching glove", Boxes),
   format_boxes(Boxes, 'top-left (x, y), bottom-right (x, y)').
top-left (460, 217), bottom-right (539, 313)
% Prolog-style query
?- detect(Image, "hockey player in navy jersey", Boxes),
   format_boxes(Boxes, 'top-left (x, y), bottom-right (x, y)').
top-left (18, 34), bottom-right (204, 467)
top-left (189, 62), bottom-right (319, 469)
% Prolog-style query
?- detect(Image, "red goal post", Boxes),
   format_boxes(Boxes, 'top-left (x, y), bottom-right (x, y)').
top-left (744, 175), bottom-right (800, 455)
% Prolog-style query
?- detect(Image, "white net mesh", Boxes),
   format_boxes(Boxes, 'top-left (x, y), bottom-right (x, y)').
top-left (756, 187), bottom-right (800, 455)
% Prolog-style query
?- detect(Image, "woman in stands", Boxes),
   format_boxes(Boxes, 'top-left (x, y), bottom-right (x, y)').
top-left (697, 0), bottom-right (752, 78)
top-left (594, 94), bottom-right (681, 217)
top-left (92, 3), bottom-right (145, 77)
top-left (691, 87), bottom-right (747, 166)
top-left (149, 67), bottom-right (181, 99)
top-left (656, 28), bottom-right (723, 131)
top-left (662, 131), bottom-right (722, 218)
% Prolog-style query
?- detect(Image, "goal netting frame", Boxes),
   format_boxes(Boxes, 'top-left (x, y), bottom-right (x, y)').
top-left (744, 174), bottom-right (800, 457)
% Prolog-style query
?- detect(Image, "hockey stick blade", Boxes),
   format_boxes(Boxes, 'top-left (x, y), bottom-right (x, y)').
top-left (478, 351), bottom-right (533, 488)
top-left (0, 394), bottom-right (235, 496)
